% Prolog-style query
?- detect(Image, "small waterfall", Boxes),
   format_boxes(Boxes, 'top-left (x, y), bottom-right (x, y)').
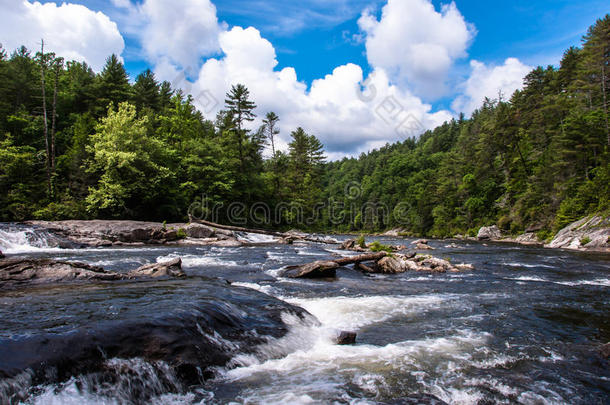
top-left (0, 224), bottom-right (63, 253)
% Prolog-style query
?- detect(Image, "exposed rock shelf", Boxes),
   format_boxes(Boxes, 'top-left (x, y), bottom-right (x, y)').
top-left (0, 257), bottom-right (184, 289)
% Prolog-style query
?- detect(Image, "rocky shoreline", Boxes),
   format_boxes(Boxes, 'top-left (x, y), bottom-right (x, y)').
top-left (382, 215), bottom-right (610, 253)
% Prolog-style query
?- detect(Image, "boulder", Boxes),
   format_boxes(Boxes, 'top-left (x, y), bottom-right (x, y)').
top-left (336, 331), bottom-right (357, 345)
top-left (0, 250), bottom-right (4, 259)
top-left (283, 260), bottom-right (339, 278)
top-left (383, 228), bottom-right (405, 237)
top-left (127, 258), bottom-right (185, 279)
top-left (416, 243), bottom-right (434, 250)
top-left (515, 232), bottom-right (542, 245)
top-left (377, 256), bottom-right (409, 274)
top-left (477, 225), bottom-right (502, 240)
top-left (184, 223), bottom-right (215, 239)
top-left (340, 239), bottom-right (357, 250)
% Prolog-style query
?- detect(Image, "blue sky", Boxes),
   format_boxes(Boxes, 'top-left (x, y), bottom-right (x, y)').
top-left (2, 0), bottom-right (608, 157)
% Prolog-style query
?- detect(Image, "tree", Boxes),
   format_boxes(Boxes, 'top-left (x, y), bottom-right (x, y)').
top-left (95, 54), bottom-right (130, 115)
top-left (86, 103), bottom-right (172, 218)
top-left (224, 84), bottom-right (256, 164)
top-left (132, 69), bottom-right (160, 113)
top-left (262, 111), bottom-right (280, 158)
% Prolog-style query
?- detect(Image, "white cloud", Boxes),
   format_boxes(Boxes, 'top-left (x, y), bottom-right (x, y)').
top-left (452, 58), bottom-right (532, 115)
top-left (138, 0), bottom-right (225, 69)
top-left (179, 26), bottom-right (452, 157)
top-left (0, 0), bottom-right (125, 71)
top-left (358, 0), bottom-right (475, 99)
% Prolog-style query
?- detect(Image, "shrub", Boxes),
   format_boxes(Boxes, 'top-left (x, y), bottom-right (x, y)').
top-left (356, 234), bottom-right (366, 249)
top-left (580, 236), bottom-right (591, 246)
top-left (369, 241), bottom-right (393, 253)
top-left (176, 228), bottom-right (187, 239)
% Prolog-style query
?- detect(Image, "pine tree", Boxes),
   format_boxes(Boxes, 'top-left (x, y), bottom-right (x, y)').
top-left (132, 69), bottom-right (160, 113)
top-left (224, 84), bottom-right (256, 165)
top-left (95, 54), bottom-right (130, 115)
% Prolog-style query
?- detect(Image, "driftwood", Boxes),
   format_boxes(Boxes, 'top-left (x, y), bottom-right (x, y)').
top-left (334, 252), bottom-right (387, 265)
top-left (190, 217), bottom-right (339, 244)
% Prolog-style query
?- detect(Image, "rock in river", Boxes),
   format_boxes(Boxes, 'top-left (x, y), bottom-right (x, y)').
top-left (0, 257), bottom-right (186, 289)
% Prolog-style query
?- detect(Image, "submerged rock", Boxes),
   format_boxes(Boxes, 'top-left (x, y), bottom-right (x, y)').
top-left (336, 331), bottom-right (357, 345)
top-left (477, 225), bottom-right (502, 240)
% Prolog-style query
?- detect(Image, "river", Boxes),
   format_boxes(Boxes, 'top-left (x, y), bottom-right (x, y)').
top-left (0, 224), bottom-right (609, 404)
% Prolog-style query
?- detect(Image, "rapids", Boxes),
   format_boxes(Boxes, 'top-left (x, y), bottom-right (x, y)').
top-left (0, 224), bottom-right (609, 404)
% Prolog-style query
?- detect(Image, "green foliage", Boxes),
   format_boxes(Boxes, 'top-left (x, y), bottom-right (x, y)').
top-left (580, 236), bottom-right (591, 246)
top-left (0, 16), bottom-right (608, 233)
top-left (176, 228), bottom-right (187, 239)
top-left (356, 234), bottom-right (366, 248)
top-left (369, 241), bottom-right (393, 253)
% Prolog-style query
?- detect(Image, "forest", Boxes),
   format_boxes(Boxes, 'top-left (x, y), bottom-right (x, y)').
top-left (0, 15), bottom-right (609, 239)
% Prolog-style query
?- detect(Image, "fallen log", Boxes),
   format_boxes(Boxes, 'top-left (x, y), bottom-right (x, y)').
top-left (189, 217), bottom-right (339, 244)
top-left (283, 252), bottom-right (388, 278)
top-left (334, 252), bottom-right (388, 266)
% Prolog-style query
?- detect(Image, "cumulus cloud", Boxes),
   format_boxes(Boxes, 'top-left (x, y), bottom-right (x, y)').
top-left (179, 26), bottom-right (452, 157)
top-left (0, 0), bottom-right (125, 71)
top-left (452, 58), bottom-right (532, 115)
top-left (358, 0), bottom-right (475, 99)
top-left (138, 0), bottom-right (225, 69)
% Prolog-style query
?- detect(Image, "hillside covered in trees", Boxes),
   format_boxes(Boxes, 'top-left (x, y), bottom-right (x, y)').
top-left (0, 15), bottom-right (609, 240)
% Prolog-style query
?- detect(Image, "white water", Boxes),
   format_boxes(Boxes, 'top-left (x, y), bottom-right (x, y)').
top-left (235, 232), bottom-right (279, 244)
top-left (0, 228), bottom-right (60, 254)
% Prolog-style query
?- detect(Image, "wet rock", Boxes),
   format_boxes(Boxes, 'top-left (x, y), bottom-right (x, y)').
top-left (416, 243), bottom-right (434, 250)
top-left (127, 258), bottom-right (185, 279)
top-left (340, 239), bottom-right (357, 250)
top-left (455, 263), bottom-right (475, 271)
top-left (211, 239), bottom-right (243, 247)
top-left (0, 258), bottom-right (123, 288)
top-left (477, 225), bottom-right (502, 240)
top-left (336, 331), bottom-right (357, 345)
top-left (0, 257), bottom-right (187, 289)
top-left (283, 260), bottom-right (339, 278)
top-left (0, 280), bottom-right (311, 401)
top-left (0, 250), bottom-right (4, 259)
top-left (183, 223), bottom-right (215, 239)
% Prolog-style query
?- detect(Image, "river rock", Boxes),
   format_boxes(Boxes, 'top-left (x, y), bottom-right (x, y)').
top-left (0, 279), bottom-right (311, 403)
top-left (377, 256), bottom-right (410, 274)
top-left (283, 260), bottom-right (339, 278)
top-left (184, 223), bottom-right (215, 239)
top-left (336, 331), bottom-right (357, 345)
top-left (127, 258), bottom-right (185, 279)
top-left (416, 243), bottom-right (434, 250)
top-left (546, 216), bottom-right (610, 251)
top-left (515, 232), bottom-right (542, 245)
top-left (0, 258), bottom-right (123, 288)
top-left (412, 239), bottom-right (428, 245)
top-left (0, 257), bottom-right (187, 289)
top-left (477, 225), bottom-right (502, 240)
top-left (340, 239), bottom-right (357, 250)
top-left (383, 228), bottom-right (405, 237)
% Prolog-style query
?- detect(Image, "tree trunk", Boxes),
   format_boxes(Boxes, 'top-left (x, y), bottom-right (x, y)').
top-left (334, 252), bottom-right (388, 266)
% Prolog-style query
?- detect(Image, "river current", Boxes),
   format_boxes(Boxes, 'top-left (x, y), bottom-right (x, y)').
top-left (0, 224), bottom-right (609, 404)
